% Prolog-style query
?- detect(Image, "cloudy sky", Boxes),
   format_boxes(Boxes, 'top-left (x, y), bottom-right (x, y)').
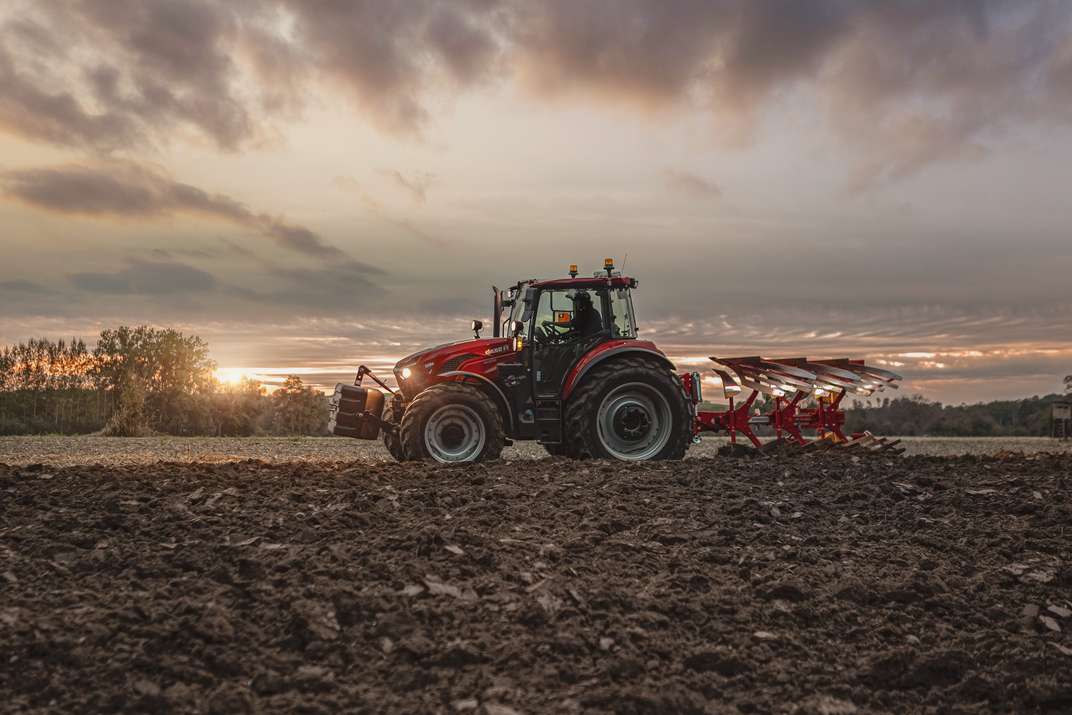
top-left (2, 0), bottom-right (1071, 403)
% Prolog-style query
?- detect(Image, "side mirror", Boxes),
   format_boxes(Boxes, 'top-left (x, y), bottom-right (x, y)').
top-left (471, 319), bottom-right (483, 338)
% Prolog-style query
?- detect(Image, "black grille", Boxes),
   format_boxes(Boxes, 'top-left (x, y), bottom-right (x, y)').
top-left (440, 354), bottom-right (479, 373)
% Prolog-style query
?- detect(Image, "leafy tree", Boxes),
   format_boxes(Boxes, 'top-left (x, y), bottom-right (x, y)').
top-left (846, 393), bottom-right (1066, 437)
top-left (212, 378), bottom-right (270, 436)
top-left (0, 329), bottom-right (336, 436)
top-left (0, 338), bottom-right (102, 433)
top-left (92, 326), bottom-right (216, 434)
top-left (102, 375), bottom-right (148, 437)
top-left (270, 375), bottom-right (328, 435)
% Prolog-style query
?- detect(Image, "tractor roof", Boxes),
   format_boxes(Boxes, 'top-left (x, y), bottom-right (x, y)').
top-left (528, 275), bottom-right (636, 290)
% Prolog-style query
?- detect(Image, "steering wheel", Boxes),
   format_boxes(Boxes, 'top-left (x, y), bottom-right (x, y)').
top-left (538, 320), bottom-right (570, 342)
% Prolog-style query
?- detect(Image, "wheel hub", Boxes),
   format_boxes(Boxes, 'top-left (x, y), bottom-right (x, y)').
top-left (596, 382), bottom-right (673, 460)
top-left (439, 424), bottom-right (465, 449)
top-left (424, 403), bottom-right (486, 463)
top-left (614, 406), bottom-right (652, 441)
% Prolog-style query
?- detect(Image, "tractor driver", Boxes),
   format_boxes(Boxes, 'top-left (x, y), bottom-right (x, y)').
top-left (566, 291), bottom-right (603, 338)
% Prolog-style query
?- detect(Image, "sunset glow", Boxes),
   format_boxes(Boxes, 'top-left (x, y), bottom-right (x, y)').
top-left (214, 368), bottom-right (252, 386)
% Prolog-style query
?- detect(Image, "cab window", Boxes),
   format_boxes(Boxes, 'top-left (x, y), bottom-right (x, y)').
top-left (608, 288), bottom-right (637, 338)
top-left (532, 288), bottom-right (605, 342)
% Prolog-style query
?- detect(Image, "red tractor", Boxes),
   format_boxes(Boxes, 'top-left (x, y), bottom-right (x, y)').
top-left (329, 260), bottom-right (902, 462)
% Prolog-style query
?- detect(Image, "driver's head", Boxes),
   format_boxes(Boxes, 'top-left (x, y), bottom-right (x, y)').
top-left (571, 291), bottom-right (592, 309)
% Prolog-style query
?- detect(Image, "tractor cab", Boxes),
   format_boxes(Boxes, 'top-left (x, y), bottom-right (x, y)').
top-left (499, 261), bottom-right (637, 336)
top-left (498, 261), bottom-right (640, 404)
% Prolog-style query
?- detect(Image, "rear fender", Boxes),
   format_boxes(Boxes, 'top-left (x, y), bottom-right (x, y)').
top-left (562, 345), bottom-right (676, 400)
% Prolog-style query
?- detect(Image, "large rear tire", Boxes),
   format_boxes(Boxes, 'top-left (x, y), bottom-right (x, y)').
top-left (400, 383), bottom-right (505, 463)
top-left (565, 357), bottom-right (691, 461)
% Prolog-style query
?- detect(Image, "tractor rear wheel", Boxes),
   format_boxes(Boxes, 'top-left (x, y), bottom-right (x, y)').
top-left (400, 383), bottom-right (505, 463)
top-left (565, 357), bottom-right (691, 461)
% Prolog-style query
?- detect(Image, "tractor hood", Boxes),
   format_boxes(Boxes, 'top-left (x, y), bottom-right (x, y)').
top-left (394, 337), bottom-right (510, 371)
top-left (393, 337), bottom-right (515, 396)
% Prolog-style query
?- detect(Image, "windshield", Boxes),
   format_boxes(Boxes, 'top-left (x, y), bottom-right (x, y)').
top-left (537, 288), bottom-right (604, 328)
top-left (530, 287), bottom-right (606, 343)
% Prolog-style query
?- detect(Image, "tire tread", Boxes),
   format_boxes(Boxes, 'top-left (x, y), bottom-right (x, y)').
top-left (400, 382), bottom-right (506, 462)
top-left (564, 356), bottom-right (691, 460)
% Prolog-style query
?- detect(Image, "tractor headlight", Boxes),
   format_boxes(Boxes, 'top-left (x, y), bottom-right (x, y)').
top-left (400, 367), bottom-right (412, 380)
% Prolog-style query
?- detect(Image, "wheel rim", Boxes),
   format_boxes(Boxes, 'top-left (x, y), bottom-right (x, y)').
top-left (424, 403), bottom-right (486, 463)
top-left (596, 382), bottom-right (673, 460)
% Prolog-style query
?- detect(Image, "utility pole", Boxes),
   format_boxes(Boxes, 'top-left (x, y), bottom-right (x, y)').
top-left (1053, 375), bottom-right (1072, 439)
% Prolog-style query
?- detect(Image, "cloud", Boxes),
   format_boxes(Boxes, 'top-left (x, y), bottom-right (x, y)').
top-left (509, 0), bottom-right (723, 106)
top-left (0, 279), bottom-right (48, 294)
top-left (271, 259), bottom-right (385, 282)
top-left (256, 259), bottom-right (386, 309)
top-left (70, 259), bottom-right (218, 295)
top-left (379, 169), bottom-right (435, 204)
top-left (1, 1), bottom-right (1068, 184)
top-left (50, 253), bottom-right (387, 315)
top-left (510, 1), bottom-right (1072, 182)
top-left (0, 278), bottom-right (64, 315)
top-left (0, 0), bottom-right (502, 143)
top-left (0, 0), bottom-right (257, 152)
top-left (275, 0), bottom-right (502, 134)
top-left (0, 43), bottom-right (142, 152)
top-left (663, 169), bottom-right (720, 199)
top-left (1, 161), bottom-right (346, 259)
top-left (333, 175), bottom-right (445, 246)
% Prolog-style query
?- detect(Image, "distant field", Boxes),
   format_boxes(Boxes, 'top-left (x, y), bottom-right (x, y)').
top-left (1, 434), bottom-right (1070, 466)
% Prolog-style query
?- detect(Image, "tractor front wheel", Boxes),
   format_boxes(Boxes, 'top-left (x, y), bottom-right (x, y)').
top-left (565, 357), bottom-right (691, 461)
top-left (382, 393), bottom-right (408, 461)
top-left (400, 383), bottom-right (505, 463)
top-left (383, 430), bottom-right (406, 461)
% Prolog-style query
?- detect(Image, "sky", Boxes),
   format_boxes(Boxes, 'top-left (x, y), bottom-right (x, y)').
top-left (2, 0), bottom-right (1071, 404)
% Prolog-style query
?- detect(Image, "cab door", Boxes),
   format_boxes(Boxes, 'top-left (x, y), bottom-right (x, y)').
top-left (530, 288), bottom-right (608, 400)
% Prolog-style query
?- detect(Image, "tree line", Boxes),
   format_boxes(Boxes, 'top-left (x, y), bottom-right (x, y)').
top-left (845, 394), bottom-right (1067, 437)
top-left (2, 328), bottom-right (1066, 437)
top-left (0, 327), bottom-right (327, 436)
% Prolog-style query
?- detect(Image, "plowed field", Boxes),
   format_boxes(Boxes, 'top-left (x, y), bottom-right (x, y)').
top-left (2, 453), bottom-right (1070, 713)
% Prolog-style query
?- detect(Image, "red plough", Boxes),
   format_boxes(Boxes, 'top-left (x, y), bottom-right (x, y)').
top-left (693, 356), bottom-right (903, 454)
